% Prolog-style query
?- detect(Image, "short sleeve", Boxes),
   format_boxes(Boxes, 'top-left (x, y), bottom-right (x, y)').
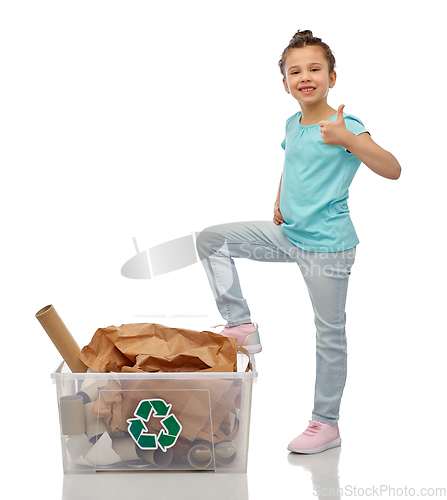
top-left (344, 114), bottom-right (369, 137)
top-left (281, 114), bottom-right (295, 150)
top-left (343, 114), bottom-right (370, 154)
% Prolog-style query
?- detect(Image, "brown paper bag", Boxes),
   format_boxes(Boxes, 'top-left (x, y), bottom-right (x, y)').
top-left (80, 323), bottom-right (238, 373)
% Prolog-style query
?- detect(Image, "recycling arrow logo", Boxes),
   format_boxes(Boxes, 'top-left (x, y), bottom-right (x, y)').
top-left (127, 398), bottom-right (182, 452)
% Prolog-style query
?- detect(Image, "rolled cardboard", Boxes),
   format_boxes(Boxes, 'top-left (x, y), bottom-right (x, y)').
top-left (77, 379), bottom-right (109, 404)
top-left (187, 440), bottom-right (213, 469)
top-left (84, 432), bottom-right (121, 467)
top-left (84, 402), bottom-right (109, 441)
top-left (35, 304), bottom-right (88, 373)
top-left (214, 441), bottom-right (237, 466)
top-left (60, 395), bottom-right (86, 435)
top-left (137, 447), bottom-right (174, 468)
top-left (66, 433), bottom-right (93, 462)
top-left (111, 436), bottom-right (139, 462)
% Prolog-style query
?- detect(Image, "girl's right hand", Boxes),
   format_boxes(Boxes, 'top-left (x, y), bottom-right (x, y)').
top-left (273, 203), bottom-right (285, 225)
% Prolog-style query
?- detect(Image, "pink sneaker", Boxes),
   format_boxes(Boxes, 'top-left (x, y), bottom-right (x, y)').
top-left (287, 420), bottom-right (341, 454)
top-left (213, 322), bottom-right (262, 354)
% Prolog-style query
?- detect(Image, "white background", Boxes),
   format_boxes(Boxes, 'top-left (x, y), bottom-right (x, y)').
top-left (1, 1), bottom-right (446, 498)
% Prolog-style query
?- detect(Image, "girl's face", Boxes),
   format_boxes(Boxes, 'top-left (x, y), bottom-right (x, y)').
top-left (282, 46), bottom-right (336, 108)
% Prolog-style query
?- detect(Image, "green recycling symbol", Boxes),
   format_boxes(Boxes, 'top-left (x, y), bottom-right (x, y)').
top-left (126, 398), bottom-right (182, 452)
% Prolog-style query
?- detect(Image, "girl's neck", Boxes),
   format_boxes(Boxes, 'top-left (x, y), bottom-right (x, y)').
top-left (299, 103), bottom-right (337, 126)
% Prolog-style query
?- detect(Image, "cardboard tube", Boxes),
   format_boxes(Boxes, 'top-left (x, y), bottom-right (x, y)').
top-left (77, 379), bottom-right (109, 403)
top-left (66, 434), bottom-right (93, 462)
top-left (84, 402), bottom-right (109, 441)
top-left (60, 395), bottom-right (86, 435)
top-left (111, 436), bottom-right (139, 462)
top-left (137, 447), bottom-right (174, 468)
top-left (187, 440), bottom-right (213, 469)
top-left (36, 304), bottom-right (88, 373)
top-left (214, 441), bottom-right (237, 466)
top-left (84, 432), bottom-right (121, 466)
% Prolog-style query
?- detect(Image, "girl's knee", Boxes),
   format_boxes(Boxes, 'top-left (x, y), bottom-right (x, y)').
top-left (195, 227), bottom-right (224, 258)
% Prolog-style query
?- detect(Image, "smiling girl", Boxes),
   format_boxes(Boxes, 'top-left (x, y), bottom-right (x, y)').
top-left (196, 29), bottom-right (401, 454)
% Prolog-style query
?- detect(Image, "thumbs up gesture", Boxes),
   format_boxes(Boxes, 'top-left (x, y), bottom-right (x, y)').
top-left (318, 105), bottom-right (349, 146)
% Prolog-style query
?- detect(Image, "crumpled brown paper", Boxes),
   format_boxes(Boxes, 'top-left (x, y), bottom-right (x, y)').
top-left (79, 323), bottom-right (238, 373)
top-left (80, 323), bottom-right (246, 455)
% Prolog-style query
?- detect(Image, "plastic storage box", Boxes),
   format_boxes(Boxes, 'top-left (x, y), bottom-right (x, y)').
top-left (51, 352), bottom-right (257, 473)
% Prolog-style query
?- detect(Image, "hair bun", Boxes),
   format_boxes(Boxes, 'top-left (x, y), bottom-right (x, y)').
top-left (290, 29), bottom-right (313, 43)
top-left (279, 29), bottom-right (335, 77)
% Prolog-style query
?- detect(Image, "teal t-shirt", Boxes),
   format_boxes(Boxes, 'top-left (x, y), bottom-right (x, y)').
top-left (280, 111), bottom-right (368, 252)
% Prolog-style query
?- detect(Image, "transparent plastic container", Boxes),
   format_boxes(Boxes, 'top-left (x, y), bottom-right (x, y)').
top-left (51, 352), bottom-right (257, 473)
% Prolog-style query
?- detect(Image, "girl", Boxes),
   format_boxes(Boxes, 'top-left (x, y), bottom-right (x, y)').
top-left (196, 30), bottom-right (401, 454)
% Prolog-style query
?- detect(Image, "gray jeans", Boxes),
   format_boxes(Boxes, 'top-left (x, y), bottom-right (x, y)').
top-left (196, 221), bottom-right (356, 424)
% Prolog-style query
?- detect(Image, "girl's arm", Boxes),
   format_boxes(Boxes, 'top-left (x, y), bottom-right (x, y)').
top-left (319, 105), bottom-right (401, 180)
top-left (343, 133), bottom-right (401, 180)
top-left (273, 174), bottom-right (284, 225)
